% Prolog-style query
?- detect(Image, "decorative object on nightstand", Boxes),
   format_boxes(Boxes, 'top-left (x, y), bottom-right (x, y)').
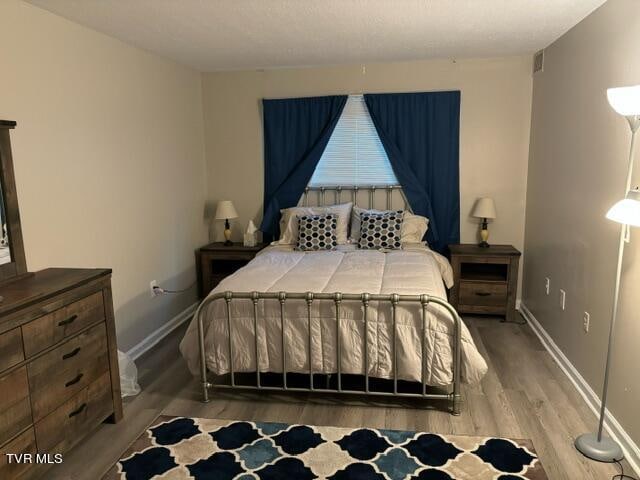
top-left (215, 200), bottom-right (238, 246)
top-left (243, 220), bottom-right (258, 247)
top-left (448, 244), bottom-right (520, 323)
top-left (574, 84), bottom-right (640, 465)
top-left (196, 242), bottom-right (266, 298)
top-left (471, 197), bottom-right (497, 248)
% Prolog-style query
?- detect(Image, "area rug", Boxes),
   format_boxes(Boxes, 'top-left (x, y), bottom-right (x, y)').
top-left (104, 416), bottom-right (548, 480)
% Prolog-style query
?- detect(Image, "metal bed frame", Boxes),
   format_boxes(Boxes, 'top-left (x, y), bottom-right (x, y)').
top-left (301, 184), bottom-right (410, 210)
top-left (195, 185), bottom-right (463, 415)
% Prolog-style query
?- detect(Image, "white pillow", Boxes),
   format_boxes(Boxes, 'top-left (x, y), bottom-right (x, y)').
top-left (349, 206), bottom-right (429, 244)
top-left (278, 202), bottom-right (353, 245)
top-left (401, 211), bottom-right (430, 243)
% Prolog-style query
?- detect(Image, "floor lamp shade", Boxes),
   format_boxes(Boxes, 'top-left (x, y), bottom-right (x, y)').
top-left (606, 189), bottom-right (640, 227)
top-left (607, 85), bottom-right (640, 116)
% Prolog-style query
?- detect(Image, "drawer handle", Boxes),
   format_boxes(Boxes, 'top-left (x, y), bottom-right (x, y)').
top-left (62, 347), bottom-right (81, 360)
top-left (58, 314), bottom-right (78, 327)
top-left (68, 403), bottom-right (87, 418)
top-left (65, 373), bottom-right (84, 387)
top-left (475, 292), bottom-right (491, 297)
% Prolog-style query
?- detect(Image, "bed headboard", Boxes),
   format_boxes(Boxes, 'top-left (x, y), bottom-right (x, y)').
top-left (299, 184), bottom-right (412, 212)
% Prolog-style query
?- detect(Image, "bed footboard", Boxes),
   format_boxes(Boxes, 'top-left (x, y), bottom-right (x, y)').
top-left (195, 291), bottom-right (463, 415)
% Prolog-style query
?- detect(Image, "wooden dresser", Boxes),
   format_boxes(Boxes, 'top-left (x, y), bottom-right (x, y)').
top-left (0, 268), bottom-right (122, 480)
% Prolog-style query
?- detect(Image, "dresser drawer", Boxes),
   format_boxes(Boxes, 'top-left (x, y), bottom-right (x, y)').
top-left (34, 371), bottom-right (113, 454)
top-left (0, 367), bottom-right (32, 446)
top-left (0, 427), bottom-right (37, 480)
top-left (459, 281), bottom-right (507, 307)
top-left (22, 291), bottom-right (105, 358)
top-left (27, 322), bottom-right (109, 421)
top-left (0, 327), bottom-right (25, 371)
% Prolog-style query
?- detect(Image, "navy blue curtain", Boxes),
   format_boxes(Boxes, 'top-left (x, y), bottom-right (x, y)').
top-left (260, 95), bottom-right (348, 240)
top-left (364, 91), bottom-right (460, 252)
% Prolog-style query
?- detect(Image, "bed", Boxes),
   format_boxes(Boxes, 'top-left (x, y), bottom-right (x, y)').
top-left (180, 185), bottom-right (488, 415)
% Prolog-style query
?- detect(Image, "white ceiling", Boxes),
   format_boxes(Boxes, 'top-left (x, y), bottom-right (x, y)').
top-left (26, 0), bottom-right (605, 72)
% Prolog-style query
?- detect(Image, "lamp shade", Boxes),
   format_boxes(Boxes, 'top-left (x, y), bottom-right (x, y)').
top-left (607, 85), bottom-right (640, 116)
top-left (471, 197), bottom-right (497, 219)
top-left (215, 200), bottom-right (238, 220)
top-left (606, 189), bottom-right (640, 227)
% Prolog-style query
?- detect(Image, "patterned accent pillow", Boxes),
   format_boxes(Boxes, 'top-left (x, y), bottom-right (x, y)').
top-left (358, 211), bottom-right (403, 250)
top-left (296, 214), bottom-right (338, 251)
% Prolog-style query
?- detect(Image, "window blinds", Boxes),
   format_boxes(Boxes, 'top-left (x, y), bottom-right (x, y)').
top-left (309, 95), bottom-right (398, 186)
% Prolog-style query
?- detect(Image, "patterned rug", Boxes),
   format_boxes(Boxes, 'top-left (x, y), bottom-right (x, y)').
top-left (105, 416), bottom-right (548, 480)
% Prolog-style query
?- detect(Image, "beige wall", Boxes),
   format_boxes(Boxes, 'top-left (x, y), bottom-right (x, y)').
top-left (202, 57), bottom-right (533, 294)
top-left (524, 0), bottom-right (640, 446)
top-left (0, 0), bottom-right (208, 351)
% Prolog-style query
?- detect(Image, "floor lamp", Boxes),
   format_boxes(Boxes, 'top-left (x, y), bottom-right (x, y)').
top-left (574, 85), bottom-right (640, 462)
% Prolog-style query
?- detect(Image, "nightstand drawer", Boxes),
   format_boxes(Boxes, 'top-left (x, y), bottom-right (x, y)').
top-left (459, 281), bottom-right (507, 307)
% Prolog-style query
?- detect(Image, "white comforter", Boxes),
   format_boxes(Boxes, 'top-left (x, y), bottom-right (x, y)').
top-left (180, 246), bottom-right (487, 386)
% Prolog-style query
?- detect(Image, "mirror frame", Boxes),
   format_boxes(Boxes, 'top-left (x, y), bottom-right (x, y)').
top-left (0, 120), bottom-right (27, 282)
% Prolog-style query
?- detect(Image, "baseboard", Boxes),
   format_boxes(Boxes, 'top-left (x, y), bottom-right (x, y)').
top-left (126, 302), bottom-right (198, 361)
top-left (520, 303), bottom-right (640, 475)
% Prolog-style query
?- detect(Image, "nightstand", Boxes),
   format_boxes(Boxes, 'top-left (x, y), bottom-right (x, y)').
top-left (448, 244), bottom-right (521, 322)
top-left (196, 242), bottom-right (266, 298)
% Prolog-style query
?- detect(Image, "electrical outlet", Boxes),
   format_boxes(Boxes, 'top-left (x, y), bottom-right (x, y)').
top-left (583, 312), bottom-right (590, 333)
top-left (150, 280), bottom-right (160, 298)
top-left (560, 289), bottom-right (566, 310)
top-left (544, 277), bottom-right (550, 295)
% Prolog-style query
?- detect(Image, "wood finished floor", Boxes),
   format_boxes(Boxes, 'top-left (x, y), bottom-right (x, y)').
top-left (48, 314), bottom-right (621, 480)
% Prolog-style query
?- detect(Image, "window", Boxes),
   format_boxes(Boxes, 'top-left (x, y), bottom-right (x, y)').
top-left (309, 95), bottom-right (398, 186)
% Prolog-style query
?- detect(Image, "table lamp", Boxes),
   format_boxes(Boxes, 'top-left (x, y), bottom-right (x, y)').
top-left (215, 200), bottom-right (238, 246)
top-left (574, 84), bottom-right (640, 464)
top-left (471, 197), bottom-right (497, 247)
